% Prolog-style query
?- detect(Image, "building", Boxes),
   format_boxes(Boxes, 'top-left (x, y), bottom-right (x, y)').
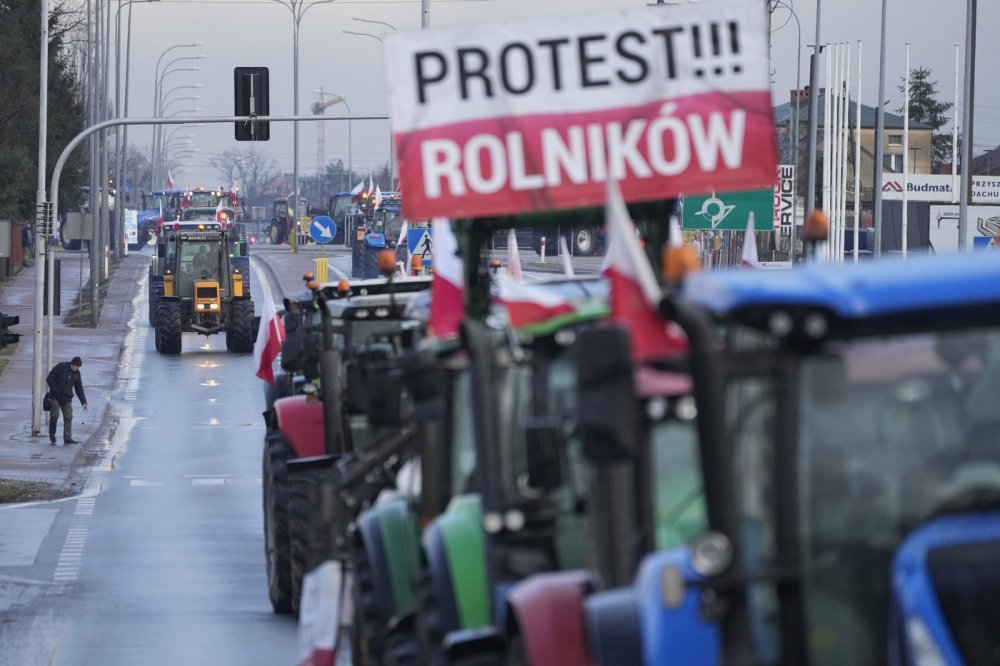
top-left (774, 88), bottom-right (934, 201)
top-left (973, 145), bottom-right (1000, 176)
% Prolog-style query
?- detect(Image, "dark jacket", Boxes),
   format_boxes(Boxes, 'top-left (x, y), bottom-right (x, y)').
top-left (46, 362), bottom-right (87, 406)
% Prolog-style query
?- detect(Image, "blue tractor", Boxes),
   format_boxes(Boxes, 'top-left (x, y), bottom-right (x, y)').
top-left (510, 250), bottom-right (1000, 665)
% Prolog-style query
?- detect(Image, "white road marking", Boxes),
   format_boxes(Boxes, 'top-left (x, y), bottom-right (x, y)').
top-left (74, 497), bottom-right (96, 517)
top-left (129, 479), bottom-right (162, 487)
top-left (54, 526), bottom-right (88, 582)
top-left (191, 478), bottom-right (227, 486)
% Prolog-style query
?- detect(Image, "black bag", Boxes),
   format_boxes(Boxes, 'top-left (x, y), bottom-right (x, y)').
top-left (43, 392), bottom-right (52, 411)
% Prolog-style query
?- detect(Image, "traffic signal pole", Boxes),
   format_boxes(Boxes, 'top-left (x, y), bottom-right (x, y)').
top-left (32, 112), bottom-right (388, 431)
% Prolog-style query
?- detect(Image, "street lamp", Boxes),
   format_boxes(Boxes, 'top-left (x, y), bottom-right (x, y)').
top-left (352, 17), bottom-right (397, 31)
top-left (772, 0), bottom-right (801, 255)
top-left (272, 0), bottom-right (338, 252)
top-left (152, 53), bottom-right (205, 187)
top-left (343, 29), bottom-right (396, 183)
top-left (152, 65), bottom-right (203, 187)
top-left (311, 89), bottom-right (352, 193)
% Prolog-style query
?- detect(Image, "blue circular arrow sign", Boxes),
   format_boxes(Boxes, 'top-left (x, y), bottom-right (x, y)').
top-left (309, 215), bottom-right (336, 244)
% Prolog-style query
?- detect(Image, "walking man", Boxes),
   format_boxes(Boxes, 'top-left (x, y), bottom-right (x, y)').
top-left (46, 356), bottom-right (88, 445)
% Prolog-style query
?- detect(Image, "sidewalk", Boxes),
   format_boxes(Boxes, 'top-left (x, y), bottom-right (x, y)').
top-left (0, 249), bottom-right (149, 490)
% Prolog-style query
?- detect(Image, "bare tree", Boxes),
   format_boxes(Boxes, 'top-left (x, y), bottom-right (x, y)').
top-left (211, 146), bottom-right (279, 205)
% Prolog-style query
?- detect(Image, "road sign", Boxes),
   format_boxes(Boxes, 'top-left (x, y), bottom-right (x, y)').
top-left (309, 215), bottom-right (336, 244)
top-left (387, 2), bottom-right (777, 220)
top-left (682, 188), bottom-right (775, 231)
top-left (408, 228), bottom-right (433, 267)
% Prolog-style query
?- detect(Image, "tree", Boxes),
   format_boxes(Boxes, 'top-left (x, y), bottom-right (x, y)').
top-left (0, 0), bottom-right (86, 221)
top-left (898, 67), bottom-right (953, 170)
top-left (210, 146), bottom-right (279, 205)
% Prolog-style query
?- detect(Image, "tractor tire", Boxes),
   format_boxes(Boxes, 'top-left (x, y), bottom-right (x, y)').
top-left (351, 535), bottom-right (387, 665)
top-left (147, 279), bottom-right (162, 327)
top-left (269, 222), bottom-right (286, 245)
top-left (156, 300), bottom-right (182, 355)
top-left (263, 430), bottom-right (294, 614)
top-left (228, 299), bottom-right (255, 353)
top-left (571, 226), bottom-right (597, 257)
top-left (289, 467), bottom-right (326, 617)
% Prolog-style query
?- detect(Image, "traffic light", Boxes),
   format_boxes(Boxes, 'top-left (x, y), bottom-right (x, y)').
top-left (0, 311), bottom-right (20, 349)
top-left (234, 67), bottom-right (270, 141)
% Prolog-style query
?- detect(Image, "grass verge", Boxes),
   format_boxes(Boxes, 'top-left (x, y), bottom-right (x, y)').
top-left (0, 478), bottom-right (73, 504)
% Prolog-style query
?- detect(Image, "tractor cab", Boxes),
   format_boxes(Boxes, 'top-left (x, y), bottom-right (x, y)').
top-left (566, 251), bottom-right (1000, 666)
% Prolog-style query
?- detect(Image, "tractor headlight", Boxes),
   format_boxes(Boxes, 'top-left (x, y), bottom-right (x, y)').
top-left (196, 303), bottom-right (205, 310)
top-left (209, 303), bottom-right (218, 310)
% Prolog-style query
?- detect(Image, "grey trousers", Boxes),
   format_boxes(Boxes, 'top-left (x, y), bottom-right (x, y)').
top-left (48, 401), bottom-right (73, 441)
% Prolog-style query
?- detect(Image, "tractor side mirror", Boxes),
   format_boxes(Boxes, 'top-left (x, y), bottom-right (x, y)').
top-left (239, 239), bottom-right (249, 256)
top-left (399, 347), bottom-right (446, 403)
top-left (150, 256), bottom-right (159, 275)
top-left (344, 359), bottom-right (368, 414)
top-left (576, 326), bottom-right (640, 462)
top-left (524, 416), bottom-right (564, 491)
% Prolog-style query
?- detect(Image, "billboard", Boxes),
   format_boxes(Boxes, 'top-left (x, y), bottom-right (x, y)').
top-left (387, 1), bottom-right (778, 220)
top-left (880, 174), bottom-right (1000, 204)
top-left (928, 204), bottom-right (1000, 252)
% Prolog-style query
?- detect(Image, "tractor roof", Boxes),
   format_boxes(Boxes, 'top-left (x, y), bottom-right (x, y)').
top-left (682, 251), bottom-right (1000, 336)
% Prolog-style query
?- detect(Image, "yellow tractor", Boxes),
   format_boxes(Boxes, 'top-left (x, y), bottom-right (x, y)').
top-left (153, 221), bottom-right (255, 355)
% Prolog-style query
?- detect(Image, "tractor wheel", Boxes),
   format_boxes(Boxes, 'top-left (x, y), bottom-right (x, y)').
top-left (269, 222), bottom-right (285, 245)
top-left (571, 226), bottom-right (597, 257)
top-left (228, 299), bottom-right (255, 353)
top-left (147, 280), bottom-right (161, 327)
top-left (351, 534), bottom-right (387, 665)
top-left (156, 300), bottom-right (182, 355)
top-left (289, 467), bottom-right (325, 617)
top-left (263, 430), bottom-right (294, 614)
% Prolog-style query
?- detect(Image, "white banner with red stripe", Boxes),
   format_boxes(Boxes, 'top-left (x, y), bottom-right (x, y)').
top-left (387, 1), bottom-right (777, 219)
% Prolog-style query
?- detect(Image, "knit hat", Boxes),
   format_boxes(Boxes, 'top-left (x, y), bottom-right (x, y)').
top-left (71, 356), bottom-right (82, 367)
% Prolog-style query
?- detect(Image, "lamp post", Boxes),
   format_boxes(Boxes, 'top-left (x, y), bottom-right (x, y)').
top-left (151, 50), bottom-right (204, 187)
top-left (311, 90), bottom-right (352, 193)
top-left (272, 0), bottom-right (338, 253)
top-left (152, 66), bottom-right (203, 188)
top-left (773, 1), bottom-right (801, 231)
top-left (343, 29), bottom-right (396, 184)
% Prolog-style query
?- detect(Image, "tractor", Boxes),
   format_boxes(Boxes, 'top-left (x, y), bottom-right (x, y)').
top-left (269, 195), bottom-right (311, 245)
top-left (151, 220), bottom-right (255, 355)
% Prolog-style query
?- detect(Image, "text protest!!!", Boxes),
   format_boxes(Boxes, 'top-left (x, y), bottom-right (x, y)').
top-left (386, 1), bottom-right (778, 219)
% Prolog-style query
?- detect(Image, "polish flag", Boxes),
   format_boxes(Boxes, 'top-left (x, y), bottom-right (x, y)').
top-left (429, 218), bottom-right (464, 338)
top-left (740, 212), bottom-right (759, 268)
top-left (166, 169), bottom-right (174, 189)
top-left (215, 195), bottom-right (227, 226)
top-left (350, 179), bottom-right (364, 200)
top-left (506, 229), bottom-right (523, 280)
top-left (397, 218), bottom-right (410, 273)
top-left (254, 293), bottom-right (285, 384)
top-left (496, 272), bottom-right (575, 328)
top-left (604, 179), bottom-right (687, 363)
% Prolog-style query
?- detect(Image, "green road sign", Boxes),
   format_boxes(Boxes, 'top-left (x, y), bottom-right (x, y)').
top-left (683, 188), bottom-right (775, 231)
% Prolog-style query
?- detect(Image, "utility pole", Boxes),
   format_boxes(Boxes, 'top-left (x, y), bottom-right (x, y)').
top-left (958, 0), bottom-right (977, 251)
top-left (873, 0), bottom-right (888, 255)
top-left (805, 0), bottom-right (822, 221)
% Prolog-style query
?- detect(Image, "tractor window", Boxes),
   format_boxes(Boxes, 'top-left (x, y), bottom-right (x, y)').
top-left (798, 328), bottom-right (1000, 666)
top-left (182, 243), bottom-right (220, 281)
top-left (449, 371), bottom-right (476, 497)
top-left (650, 415), bottom-right (705, 550)
top-left (728, 375), bottom-right (782, 665)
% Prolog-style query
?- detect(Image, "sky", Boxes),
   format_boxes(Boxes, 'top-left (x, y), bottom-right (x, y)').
top-left (106, 0), bottom-right (1000, 191)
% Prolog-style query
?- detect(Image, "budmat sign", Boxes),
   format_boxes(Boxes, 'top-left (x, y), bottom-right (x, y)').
top-left (387, 1), bottom-right (777, 219)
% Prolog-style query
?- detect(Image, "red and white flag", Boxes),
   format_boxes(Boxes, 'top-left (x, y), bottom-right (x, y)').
top-left (740, 212), bottom-right (759, 268)
top-left (166, 169), bottom-right (174, 190)
top-left (254, 293), bottom-right (285, 384)
top-left (429, 218), bottom-right (464, 338)
top-left (604, 179), bottom-right (687, 363)
top-left (350, 179), bottom-right (364, 199)
top-left (506, 229), bottom-right (523, 281)
top-left (496, 272), bottom-right (575, 328)
top-left (215, 195), bottom-right (227, 225)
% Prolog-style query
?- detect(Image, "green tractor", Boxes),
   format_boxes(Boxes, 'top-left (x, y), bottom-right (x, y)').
top-left (152, 221), bottom-right (255, 355)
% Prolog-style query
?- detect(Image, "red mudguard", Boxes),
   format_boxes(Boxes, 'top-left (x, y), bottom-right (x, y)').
top-left (507, 570), bottom-right (599, 666)
top-left (273, 395), bottom-right (325, 459)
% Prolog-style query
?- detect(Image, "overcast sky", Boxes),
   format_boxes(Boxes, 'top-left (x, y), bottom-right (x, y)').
top-left (107, 0), bottom-right (999, 190)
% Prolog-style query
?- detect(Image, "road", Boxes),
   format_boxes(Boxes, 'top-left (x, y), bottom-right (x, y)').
top-left (0, 242), bottom-right (598, 665)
